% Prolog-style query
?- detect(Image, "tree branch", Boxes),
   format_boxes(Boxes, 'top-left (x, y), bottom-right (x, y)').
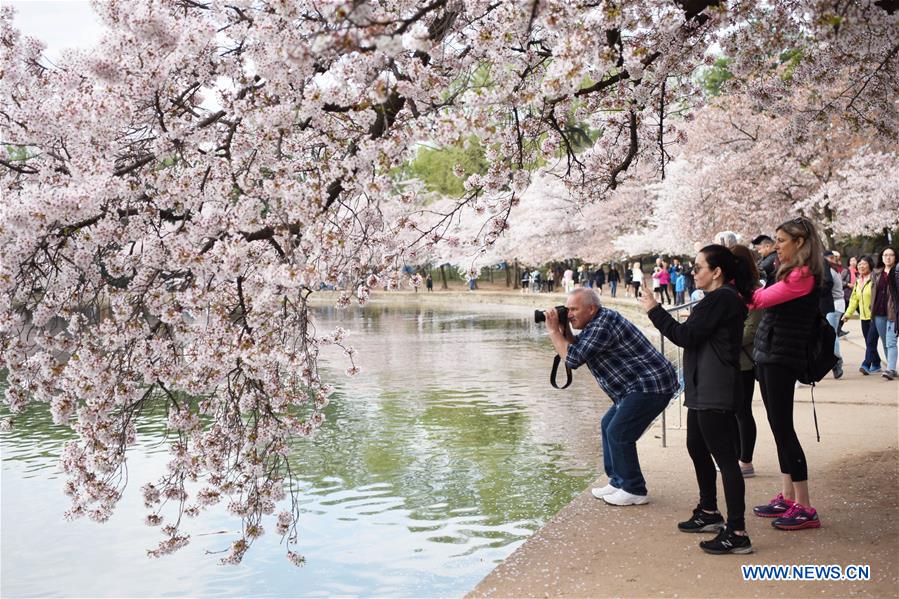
top-left (113, 155), bottom-right (155, 177)
top-left (0, 158), bottom-right (38, 174)
top-left (607, 110), bottom-right (638, 190)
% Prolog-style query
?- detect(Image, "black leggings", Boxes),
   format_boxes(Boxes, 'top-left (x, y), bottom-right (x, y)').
top-left (687, 409), bottom-right (745, 531)
top-left (757, 362), bottom-right (808, 481)
top-left (659, 286), bottom-right (671, 304)
top-left (731, 369), bottom-right (757, 463)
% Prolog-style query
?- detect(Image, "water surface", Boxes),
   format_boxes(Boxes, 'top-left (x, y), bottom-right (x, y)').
top-left (1, 302), bottom-right (608, 597)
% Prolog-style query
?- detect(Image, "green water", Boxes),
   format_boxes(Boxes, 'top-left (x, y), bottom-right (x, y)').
top-left (1, 303), bottom-right (608, 597)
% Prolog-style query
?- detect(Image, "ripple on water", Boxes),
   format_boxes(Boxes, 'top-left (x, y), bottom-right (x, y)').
top-left (1, 303), bottom-right (605, 597)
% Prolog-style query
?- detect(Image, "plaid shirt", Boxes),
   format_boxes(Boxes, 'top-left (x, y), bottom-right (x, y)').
top-left (566, 307), bottom-right (678, 402)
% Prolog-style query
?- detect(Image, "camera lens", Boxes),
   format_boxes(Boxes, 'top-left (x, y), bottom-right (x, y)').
top-left (534, 310), bottom-right (545, 323)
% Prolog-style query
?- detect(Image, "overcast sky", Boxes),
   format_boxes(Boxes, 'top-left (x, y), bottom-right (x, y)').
top-left (7, 1), bottom-right (236, 111)
top-left (8, 1), bottom-right (105, 60)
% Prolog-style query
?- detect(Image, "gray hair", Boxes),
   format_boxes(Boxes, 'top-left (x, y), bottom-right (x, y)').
top-left (569, 287), bottom-right (600, 308)
top-left (714, 230), bottom-right (739, 248)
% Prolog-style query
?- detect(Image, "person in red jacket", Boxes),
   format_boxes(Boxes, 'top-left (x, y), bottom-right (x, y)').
top-left (750, 217), bottom-right (826, 531)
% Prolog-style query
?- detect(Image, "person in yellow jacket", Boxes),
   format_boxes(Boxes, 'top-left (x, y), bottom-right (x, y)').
top-left (842, 256), bottom-right (880, 374)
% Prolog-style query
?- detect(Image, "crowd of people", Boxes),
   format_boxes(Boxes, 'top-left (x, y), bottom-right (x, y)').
top-left (750, 235), bottom-right (898, 381)
top-left (519, 261), bottom-right (697, 301)
top-left (841, 248), bottom-right (898, 378)
top-left (521, 235), bottom-right (897, 381)
top-left (541, 216), bottom-right (898, 556)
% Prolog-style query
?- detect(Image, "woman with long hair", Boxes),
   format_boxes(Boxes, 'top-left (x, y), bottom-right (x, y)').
top-left (750, 216), bottom-right (825, 531)
top-left (870, 247), bottom-right (897, 379)
top-left (843, 256), bottom-right (879, 373)
top-left (730, 245), bottom-right (762, 477)
top-left (642, 244), bottom-right (754, 554)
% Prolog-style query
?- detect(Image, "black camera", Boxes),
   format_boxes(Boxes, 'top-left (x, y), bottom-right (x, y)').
top-left (535, 306), bottom-right (574, 389)
top-left (534, 305), bottom-right (568, 324)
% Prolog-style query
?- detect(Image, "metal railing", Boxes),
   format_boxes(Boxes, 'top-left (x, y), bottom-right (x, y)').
top-left (657, 299), bottom-right (700, 448)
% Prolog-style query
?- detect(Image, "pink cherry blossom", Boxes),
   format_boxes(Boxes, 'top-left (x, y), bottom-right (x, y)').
top-left (2, 1), bottom-right (896, 565)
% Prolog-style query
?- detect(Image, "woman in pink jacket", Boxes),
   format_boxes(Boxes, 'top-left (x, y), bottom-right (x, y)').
top-left (750, 217), bottom-right (826, 532)
top-left (658, 262), bottom-right (671, 305)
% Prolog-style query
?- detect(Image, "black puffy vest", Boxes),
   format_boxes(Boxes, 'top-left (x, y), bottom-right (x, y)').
top-left (753, 284), bottom-right (819, 370)
top-left (818, 270), bottom-right (834, 315)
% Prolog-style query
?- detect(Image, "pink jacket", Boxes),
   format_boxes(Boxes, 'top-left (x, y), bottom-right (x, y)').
top-left (750, 267), bottom-right (815, 309)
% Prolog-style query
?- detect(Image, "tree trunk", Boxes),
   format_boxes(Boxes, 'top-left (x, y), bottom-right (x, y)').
top-left (440, 264), bottom-right (448, 290)
top-left (505, 264), bottom-right (511, 287)
top-left (822, 205), bottom-right (836, 249)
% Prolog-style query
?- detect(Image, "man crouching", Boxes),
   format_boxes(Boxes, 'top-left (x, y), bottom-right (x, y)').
top-left (543, 288), bottom-right (678, 505)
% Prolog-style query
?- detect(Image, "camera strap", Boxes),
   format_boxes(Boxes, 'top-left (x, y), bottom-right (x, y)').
top-left (550, 355), bottom-right (573, 389)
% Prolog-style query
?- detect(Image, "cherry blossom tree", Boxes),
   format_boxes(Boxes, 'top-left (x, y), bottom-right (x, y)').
top-left (2, 0), bottom-right (897, 565)
top-left (612, 90), bottom-right (897, 256)
top-left (799, 148), bottom-right (899, 238)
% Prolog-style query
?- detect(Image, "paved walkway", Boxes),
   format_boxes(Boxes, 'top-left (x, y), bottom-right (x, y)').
top-left (463, 314), bottom-right (898, 598)
top-left (322, 287), bottom-right (898, 597)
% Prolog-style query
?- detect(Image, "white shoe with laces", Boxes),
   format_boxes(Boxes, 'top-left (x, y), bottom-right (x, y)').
top-left (591, 483), bottom-right (618, 499)
top-left (602, 488), bottom-right (650, 506)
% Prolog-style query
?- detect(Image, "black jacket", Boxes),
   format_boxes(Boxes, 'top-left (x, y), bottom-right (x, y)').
top-left (648, 285), bottom-right (748, 411)
top-left (818, 269), bottom-right (835, 315)
top-left (753, 281), bottom-right (819, 370)
top-left (890, 267), bottom-right (899, 325)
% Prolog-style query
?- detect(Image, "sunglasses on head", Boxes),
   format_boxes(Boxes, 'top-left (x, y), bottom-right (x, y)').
top-left (785, 216), bottom-right (810, 236)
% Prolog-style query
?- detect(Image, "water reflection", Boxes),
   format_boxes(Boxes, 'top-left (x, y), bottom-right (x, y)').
top-left (2, 302), bottom-right (607, 597)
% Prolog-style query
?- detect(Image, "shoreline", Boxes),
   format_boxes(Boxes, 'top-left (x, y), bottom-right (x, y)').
top-left (314, 288), bottom-right (898, 597)
top-left (308, 286), bottom-right (653, 323)
top-left (463, 309), bottom-right (898, 598)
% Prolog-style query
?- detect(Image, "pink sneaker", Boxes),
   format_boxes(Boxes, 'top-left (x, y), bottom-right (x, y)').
top-left (773, 503), bottom-right (821, 530)
top-left (753, 493), bottom-right (795, 518)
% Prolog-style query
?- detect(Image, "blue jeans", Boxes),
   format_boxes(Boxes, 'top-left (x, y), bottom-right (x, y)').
top-left (826, 311), bottom-right (842, 358)
top-left (610, 280), bottom-right (618, 297)
top-left (872, 316), bottom-right (898, 371)
top-left (861, 319), bottom-right (881, 369)
top-left (601, 391), bottom-right (671, 496)
top-left (889, 320), bottom-right (898, 371)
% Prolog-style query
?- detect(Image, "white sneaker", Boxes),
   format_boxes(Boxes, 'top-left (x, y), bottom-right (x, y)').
top-left (602, 488), bottom-right (649, 506)
top-left (591, 483), bottom-right (618, 499)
